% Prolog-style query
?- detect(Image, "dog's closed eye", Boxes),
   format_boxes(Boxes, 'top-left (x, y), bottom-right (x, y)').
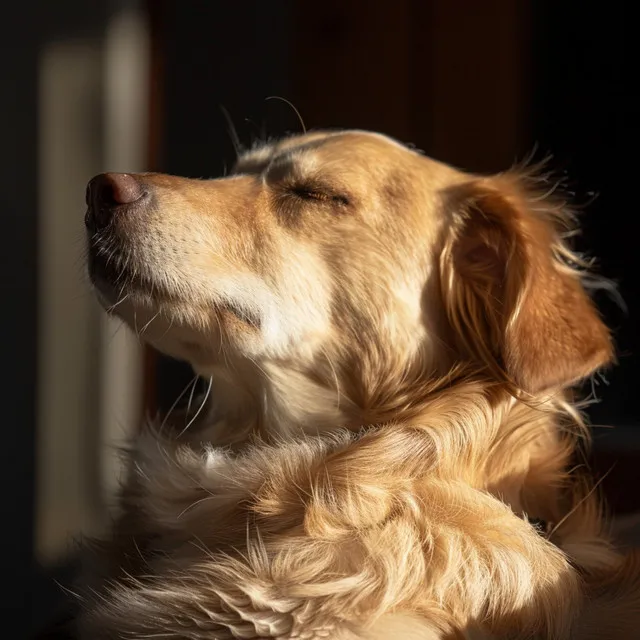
top-left (290, 184), bottom-right (350, 207)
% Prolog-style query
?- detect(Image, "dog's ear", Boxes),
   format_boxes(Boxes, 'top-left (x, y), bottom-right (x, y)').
top-left (442, 173), bottom-right (613, 393)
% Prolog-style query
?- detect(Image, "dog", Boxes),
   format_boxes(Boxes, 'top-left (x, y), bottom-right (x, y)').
top-left (78, 129), bottom-right (640, 638)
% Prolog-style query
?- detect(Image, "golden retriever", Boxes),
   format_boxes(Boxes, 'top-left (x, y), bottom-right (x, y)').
top-left (78, 130), bottom-right (640, 638)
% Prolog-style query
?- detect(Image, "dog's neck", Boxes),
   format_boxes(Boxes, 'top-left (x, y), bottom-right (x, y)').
top-left (178, 356), bottom-right (583, 531)
top-left (189, 359), bottom-right (354, 446)
top-left (185, 355), bottom-right (558, 454)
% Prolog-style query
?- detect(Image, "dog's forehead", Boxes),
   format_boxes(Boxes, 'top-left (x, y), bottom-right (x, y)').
top-left (275, 130), bottom-right (408, 154)
top-left (236, 130), bottom-right (413, 172)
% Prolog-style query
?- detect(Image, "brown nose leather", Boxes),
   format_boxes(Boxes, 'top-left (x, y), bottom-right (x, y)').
top-left (85, 172), bottom-right (145, 229)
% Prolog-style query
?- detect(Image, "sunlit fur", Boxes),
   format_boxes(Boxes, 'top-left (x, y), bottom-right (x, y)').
top-left (79, 130), bottom-right (639, 638)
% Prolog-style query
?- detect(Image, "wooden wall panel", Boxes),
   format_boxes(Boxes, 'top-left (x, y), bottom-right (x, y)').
top-left (292, 0), bottom-right (530, 172)
top-left (426, 1), bottom-right (530, 171)
top-left (291, 0), bottom-right (414, 141)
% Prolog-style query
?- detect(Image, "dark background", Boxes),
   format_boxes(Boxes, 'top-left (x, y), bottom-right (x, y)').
top-left (1, 1), bottom-right (635, 636)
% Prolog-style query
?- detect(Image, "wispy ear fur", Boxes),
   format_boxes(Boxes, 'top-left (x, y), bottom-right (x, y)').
top-left (441, 169), bottom-right (613, 395)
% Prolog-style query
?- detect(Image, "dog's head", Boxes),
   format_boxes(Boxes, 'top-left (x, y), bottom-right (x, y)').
top-left (86, 130), bottom-right (612, 431)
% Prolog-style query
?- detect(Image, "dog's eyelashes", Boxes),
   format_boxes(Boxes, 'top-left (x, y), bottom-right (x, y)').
top-left (291, 186), bottom-right (350, 207)
top-left (293, 187), bottom-right (326, 201)
top-left (293, 188), bottom-right (331, 203)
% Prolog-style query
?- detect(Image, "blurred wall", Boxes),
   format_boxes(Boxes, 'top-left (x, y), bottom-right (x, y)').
top-left (2, 1), bottom-right (148, 634)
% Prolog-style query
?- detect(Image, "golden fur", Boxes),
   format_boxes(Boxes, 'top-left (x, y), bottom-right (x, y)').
top-left (79, 130), bottom-right (640, 638)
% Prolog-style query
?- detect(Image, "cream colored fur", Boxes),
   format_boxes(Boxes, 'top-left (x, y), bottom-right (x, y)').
top-left (79, 130), bottom-right (640, 638)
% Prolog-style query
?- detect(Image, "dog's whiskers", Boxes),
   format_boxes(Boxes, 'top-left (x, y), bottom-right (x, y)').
top-left (177, 376), bottom-right (213, 438)
top-left (158, 374), bottom-right (199, 437)
top-left (184, 375), bottom-right (200, 427)
top-left (265, 96), bottom-right (307, 134)
top-left (139, 311), bottom-right (161, 336)
top-left (220, 104), bottom-right (242, 158)
top-left (106, 292), bottom-right (130, 314)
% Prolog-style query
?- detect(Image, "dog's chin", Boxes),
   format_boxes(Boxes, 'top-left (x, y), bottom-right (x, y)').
top-left (92, 288), bottom-right (224, 366)
top-left (89, 271), bottom-right (266, 371)
top-left (91, 273), bottom-right (157, 312)
top-left (89, 248), bottom-right (166, 306)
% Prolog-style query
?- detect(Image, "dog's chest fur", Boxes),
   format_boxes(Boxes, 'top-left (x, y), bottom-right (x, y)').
top-left (76, 392), bottom-right (593, 639)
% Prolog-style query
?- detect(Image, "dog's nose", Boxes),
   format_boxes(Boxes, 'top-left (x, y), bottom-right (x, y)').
top-left (85, 173), bottom-right (145, 229)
